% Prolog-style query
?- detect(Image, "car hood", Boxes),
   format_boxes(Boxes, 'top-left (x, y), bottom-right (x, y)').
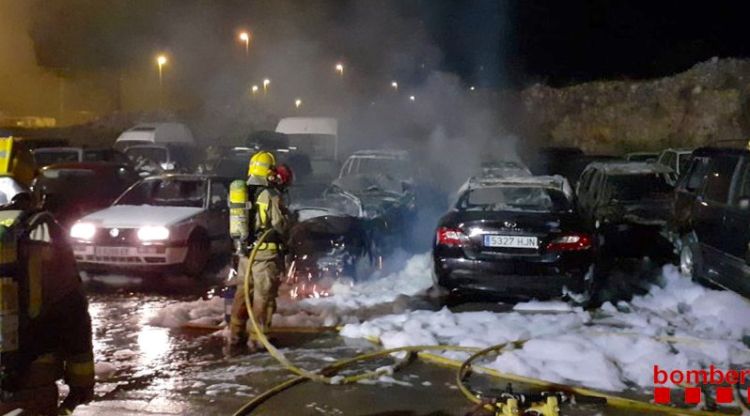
top-left (78, 205), bottom-right (203, 228)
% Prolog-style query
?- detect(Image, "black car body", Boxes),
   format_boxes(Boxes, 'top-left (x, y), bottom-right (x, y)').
top-left (576, 162), bottom-right (674, 256)
top-left (31, 162), bottom-right (140, 227)
top-left (286, 195), bottom-right (374, 297)
top-left (433, 176), bottom-right (595, 300)
top-left (671, 147), bottom-right (750, 297)
top-left (330, 173), bottom-right (416, 253)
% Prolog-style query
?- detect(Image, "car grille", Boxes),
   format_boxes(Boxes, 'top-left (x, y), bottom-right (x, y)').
top-left (95, 228), bottom-right (138, 245)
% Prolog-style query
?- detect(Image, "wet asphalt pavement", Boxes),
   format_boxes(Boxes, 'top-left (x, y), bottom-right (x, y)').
top-left (70, 261), bottom-right (675, 416)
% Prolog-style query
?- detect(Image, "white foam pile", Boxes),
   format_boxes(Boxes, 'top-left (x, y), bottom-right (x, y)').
top-left (341, 265), bottom-right (750, 392)
top-left (147, 253), bottom-right (434, 329)
top-left (147, 253), bottom-right (750, 395)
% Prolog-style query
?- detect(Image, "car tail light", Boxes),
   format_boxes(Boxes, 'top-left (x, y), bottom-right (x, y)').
top-left (546, 233), bottom-right (592, 251)
top-left (436, 227), bottom-right (467, 247)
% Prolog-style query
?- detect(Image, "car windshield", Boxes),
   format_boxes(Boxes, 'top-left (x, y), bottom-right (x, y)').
top-left (458, 186), bottom-right (569, 212)
top-left (352, 158), bottom-right (410, 178)
top-left (34, 150), bottom-right (80, 166)
top-left (126, 147), bottom-right (168, 164)
top-left (609, 174), bottom-right (673, 200)
top-left (116, 178), bottom-right (206, 207)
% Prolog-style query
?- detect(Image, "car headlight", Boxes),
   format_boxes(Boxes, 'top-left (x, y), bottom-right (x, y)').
top-left (70, 223), bottom-right (96, 240)
top-left (137, 226), bottom-right (170, 241)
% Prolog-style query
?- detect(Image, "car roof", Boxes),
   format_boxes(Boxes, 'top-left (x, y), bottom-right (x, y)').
top-left (465, 175), bottom-right (573, 200)
top-left (41, 162), bottom-right (131, 172)
top-left (467, 174), bottom-right (567, 190)
top-left (586, 161), bottom-right (673, 174)
top-left (142, 173), bottom-right (224, 182)
top-left (661, 148), bottom-right (693, 154)
top-left (349, 149), bottom-right (409, 159)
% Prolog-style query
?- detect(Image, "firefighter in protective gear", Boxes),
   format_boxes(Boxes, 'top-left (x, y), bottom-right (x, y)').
top-left (0, 202), bottom-right (94, 415)
top-left (229, 152), bottom-right (289, 347)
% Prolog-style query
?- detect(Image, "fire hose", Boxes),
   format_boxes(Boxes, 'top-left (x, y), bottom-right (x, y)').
top-left (234, 230), bottom-right (735, 416)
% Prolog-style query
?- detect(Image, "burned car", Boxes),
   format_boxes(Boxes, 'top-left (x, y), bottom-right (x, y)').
top-left (286, 193), bottom-right (373, 296)
top-left (31, 162), bottom-right (140, 227)
top-left (576, 162), bottom-right (674, 256)
top-left (433, 175), bottom-right (596, 302)
top-left (329, 173), bottom-right (416, 251)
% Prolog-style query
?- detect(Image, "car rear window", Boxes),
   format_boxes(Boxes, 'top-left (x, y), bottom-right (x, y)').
top-left (609, 174), bottom-right (672, 200)
top-left (457, 186), bottom-right (569, 212)
top-left (34, 150), bottom-right (80, 166)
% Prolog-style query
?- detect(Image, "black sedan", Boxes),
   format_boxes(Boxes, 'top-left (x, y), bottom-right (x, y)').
top-left (432, 176), bottom-right (597, 302)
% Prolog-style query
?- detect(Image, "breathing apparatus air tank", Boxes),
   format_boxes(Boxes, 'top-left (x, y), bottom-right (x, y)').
top-left (229, 179), bottom-right (250, 252)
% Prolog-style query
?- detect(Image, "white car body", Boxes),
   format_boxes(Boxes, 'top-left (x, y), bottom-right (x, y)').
top-left (70, 174), bottom-right (230, 272)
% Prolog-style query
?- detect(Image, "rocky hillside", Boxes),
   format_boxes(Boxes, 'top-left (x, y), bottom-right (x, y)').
top-left (521, 58), bottom-right (750, 153)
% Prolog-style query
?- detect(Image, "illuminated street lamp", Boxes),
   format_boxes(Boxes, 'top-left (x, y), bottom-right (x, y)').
top-left (251, 85), bottom-right (259, 95)
top-left (335, 63), bottom-right (344, 76)
top-left (156, 54), bottom-right (168, 108)
top-left (263, 78), bottom-right (270, 94)
top-left (295, 98), bottom-right (302, 109)
top-left (238, 31), bottom-right (250, 56)
top-left (409, 95), bottom-right (416, 102)
top-left (391, 81), bottom-right (398, 91)
top-left (156, 54), bottom-right (168, 86)
top-left (469, 86), bottom-right (476, 92)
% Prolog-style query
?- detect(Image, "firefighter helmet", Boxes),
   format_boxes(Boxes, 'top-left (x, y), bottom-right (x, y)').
top-left (247, 151), bottom-right (276, 178)
top-left (274, 164), bottom-right (293, 188)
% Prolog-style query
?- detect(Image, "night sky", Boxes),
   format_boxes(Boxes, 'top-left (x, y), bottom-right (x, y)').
top-left (436, 0), bottom-right (750, 86)
top-left (23, 1), bottom-right (750, 89)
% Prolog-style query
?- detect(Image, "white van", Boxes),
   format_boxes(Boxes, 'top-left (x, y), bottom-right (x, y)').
top-left (114, 122), bottom-right (195, 150)
top-left (275, 117), bottom-right (338, 161)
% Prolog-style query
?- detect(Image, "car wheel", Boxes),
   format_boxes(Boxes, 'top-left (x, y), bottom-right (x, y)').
top-left (566, 265), bottom-right (598, 308)
top-left (183, 230), bottom-right (210, 278)
top-left (679, 236), bottom-right (703, 283)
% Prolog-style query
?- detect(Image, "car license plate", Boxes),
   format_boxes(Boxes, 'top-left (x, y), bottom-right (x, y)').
top-left (95, 247), bottom-right (131, 257)
top-left (483, 235), bottom-right (538, 249)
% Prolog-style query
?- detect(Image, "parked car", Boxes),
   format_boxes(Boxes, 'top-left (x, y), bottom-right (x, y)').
top-left (32, 162), bottom-right (140, 227)
top-left (125, 144), bottom-right (200, 172)
top-left (626, 152), bottom-right (659, 162)
top-left (114, 122), bottom-right (195, 150)
top-left (286, 196), bottom-right (374, 296)
top-left (33, 147), bottom-right (131, 168)
top-left (657, 148), bottom-right (692, 184)
top-left (339, 150), bottom-right (413, 180)
top-left (671, 147), bottom-right (750, 297)
top-left (69, 174), bottom-right (231, 276)
top-left (433, 175), bottom-right (596, 302)
top-left (576, 162), bottom-right (674, 257)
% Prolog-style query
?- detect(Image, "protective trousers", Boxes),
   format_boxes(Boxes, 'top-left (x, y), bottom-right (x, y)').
top-left (229, 249), bottom-right (283, 339)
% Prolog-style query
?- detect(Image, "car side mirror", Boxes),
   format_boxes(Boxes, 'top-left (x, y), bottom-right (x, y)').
top-left (739, 197), bottom-right (750, 210)
top-left (10, 192), bottom-right (33, 211)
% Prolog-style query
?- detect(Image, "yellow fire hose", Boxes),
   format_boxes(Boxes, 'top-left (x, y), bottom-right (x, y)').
top-left (237, 230), bottom-right (737, 416)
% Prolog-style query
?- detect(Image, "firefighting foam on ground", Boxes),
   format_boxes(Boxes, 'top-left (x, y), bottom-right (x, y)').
top-left (4, 1), bottom-right (750, 416)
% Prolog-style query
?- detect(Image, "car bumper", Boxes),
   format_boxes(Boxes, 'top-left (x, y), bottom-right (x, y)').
top-left (73, 243), bottom-right (188, 268)
top-left (433, 256), bottom-right (590, 298)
